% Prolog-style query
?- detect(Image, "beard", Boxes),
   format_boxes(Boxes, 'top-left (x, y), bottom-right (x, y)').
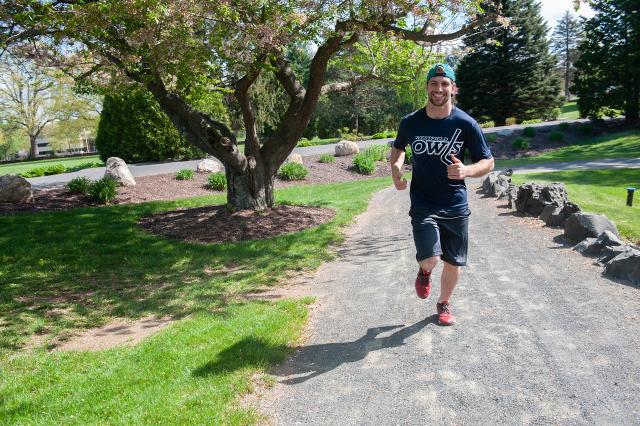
top-left (428, 93), bottom-right (451, 107)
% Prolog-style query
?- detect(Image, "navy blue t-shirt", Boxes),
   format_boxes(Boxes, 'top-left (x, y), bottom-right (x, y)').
top-left (393, 107), bottom-right (492, 217)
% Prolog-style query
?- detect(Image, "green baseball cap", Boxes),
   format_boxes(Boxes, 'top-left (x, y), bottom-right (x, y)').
top-left (427, 63), bottom-right (456, 82)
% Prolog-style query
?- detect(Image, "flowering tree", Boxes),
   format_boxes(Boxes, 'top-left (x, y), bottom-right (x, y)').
top-left (1, 0), bottom-right (501, 209)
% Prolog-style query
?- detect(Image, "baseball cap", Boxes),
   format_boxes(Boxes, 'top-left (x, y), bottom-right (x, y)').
top-left (427, 63), bottom-right (456, 83)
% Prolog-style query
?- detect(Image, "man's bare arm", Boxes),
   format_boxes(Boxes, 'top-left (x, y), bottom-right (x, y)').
top-left (447, 156), bottom-right (494, 180)
top-left (390, 147), bottom-right (407, 190)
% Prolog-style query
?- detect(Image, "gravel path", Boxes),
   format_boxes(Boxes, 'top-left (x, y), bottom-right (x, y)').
top-left (263, 180), bottom-right (640, 425)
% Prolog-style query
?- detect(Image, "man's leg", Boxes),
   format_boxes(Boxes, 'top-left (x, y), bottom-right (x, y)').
top-left (438, 261), bottom-right (461, 303)
top-left (419, 256), bottom-right (439, 273)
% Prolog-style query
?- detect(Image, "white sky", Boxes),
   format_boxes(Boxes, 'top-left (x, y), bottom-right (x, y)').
top-left (539, 0), bottom-right (595, 30)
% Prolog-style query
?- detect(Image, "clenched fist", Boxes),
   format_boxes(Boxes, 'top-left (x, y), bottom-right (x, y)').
top-left (447, 154), bottom-right (467, 180)
top-left (393, 176), bottom-right (408, 190)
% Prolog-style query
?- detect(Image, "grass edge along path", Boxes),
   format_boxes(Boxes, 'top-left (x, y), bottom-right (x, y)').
top-left (495, 129), bottom-right (640, 169)
top-left (0, 177), bottom-right (392, 425)
top-left (511, 169), bottom-right (639, 244)
top-left (0, 155), bottom-right (103, 177)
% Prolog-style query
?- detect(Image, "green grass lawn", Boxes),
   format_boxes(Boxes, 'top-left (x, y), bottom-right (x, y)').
top-left (0, 178), bottom-right (392, 424)
top-left (0, 155), bottom-right (103, 177)
top-left (558, 101), bottom-right (579, 120)
top-left (512, 169), bottom-right (639, 244)
top-left (495, 129), bottom-right (640, 169)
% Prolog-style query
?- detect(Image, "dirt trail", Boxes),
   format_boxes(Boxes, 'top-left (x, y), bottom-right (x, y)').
top-left (263, 180), bottom-right (640, 425)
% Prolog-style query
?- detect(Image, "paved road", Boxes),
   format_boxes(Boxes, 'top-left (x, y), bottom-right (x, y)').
top-left (263, 182), bottom-right (640, 425)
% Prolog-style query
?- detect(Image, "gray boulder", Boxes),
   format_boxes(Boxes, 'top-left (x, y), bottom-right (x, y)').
top-left (197, 158), bottom-right (224, 173)
top-left (0, 175), bottom-right (33, 203)
top-left (335, 140), bottom-right (359, 156)
top-left (573, 238), bottom-right (598, 254)
top-left (604, 250), bottom-right (640, 284)
top-left (546, 202), bottom-right (581, 227)
top-left (582, 231), bottom-right (623, 255)
top-left (482, 172), bottom-right (498, 193)
top-left (491, 175), bottom-right (511, 198)
top-left (506, 184), bottom-right (518, 208)
top-left (540, 183), bottom-right (569, 207)
top-left (515, 183), bottom-right (542, 214)
top-left (498, 168), bottom-right (513, 177)
top-left (564, 212), bottom-right (620, 242)
top-left (105, 157), bottom-right (136, 186)
top-left (597, 245), bottom-right (633, 266)
top-left (286, 153), bottom-right (304, 164)
top-left (540, 204), bottom-right (563, 225)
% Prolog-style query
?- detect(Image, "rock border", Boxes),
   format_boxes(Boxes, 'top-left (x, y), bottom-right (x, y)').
top-left (480, 170), bottom-right (640, 285)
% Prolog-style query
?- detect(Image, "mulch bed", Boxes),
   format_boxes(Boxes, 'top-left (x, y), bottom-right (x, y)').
top-left (139, 204), bottom-right (336, 243)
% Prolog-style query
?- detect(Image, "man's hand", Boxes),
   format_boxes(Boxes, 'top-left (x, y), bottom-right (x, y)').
top-left (447, 154), bottom-right (467, 180)
top-left (393, 175), bottom-right (408, 190)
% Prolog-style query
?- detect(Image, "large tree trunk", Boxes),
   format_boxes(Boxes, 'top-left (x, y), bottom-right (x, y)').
top-left (225, 158), bottom-right (274, 210)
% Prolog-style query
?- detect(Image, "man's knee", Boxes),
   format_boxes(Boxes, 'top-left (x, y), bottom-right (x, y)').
top-left (419, 256), bottom-right (439, 272)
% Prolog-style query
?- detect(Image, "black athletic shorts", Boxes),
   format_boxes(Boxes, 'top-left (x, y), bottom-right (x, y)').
top-left (411, 213), bottom-right (469, 266)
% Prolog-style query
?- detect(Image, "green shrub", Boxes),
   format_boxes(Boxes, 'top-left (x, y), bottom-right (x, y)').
top-left (405, 146), bottom-right (412, 164)
top-left (207, 172), bottom-right (227, 190)
top-left (44, 164), bottom-right (67, 175)
top-left (548, 131), bottom-right (564, 142)
top-left (521, 119), bottom-right (542, 125)
top-left (486, 133), bottom-right (498, 143)
top-left (278, 162), bottom-right (308, 180)
top-left (297, 138), bottom-right (313, 147)
top-left (522, 127), bottom-right (536, 137)
top-left (95, 85), bottom-right (204, 163)
top-left (338, 127), bottom-right (359, 141)
top-left (175, 169), bottom-right (194, 180)
top-left (505, 117), bottom-right (518, 126)
top-left (559, 122), bottom-right (570, 131)
top-left (66, 177), bottom-right (91, 194)
top-left (88, 177), bottom-right (117, 204)
top-left (19, 167), bottom-right (46, 178)
top-left (480, 121), bottom-right (495, 128)
top-left (319, 154), bottom-right (335, 163)
top-left (353, 153), bottom-right (376, 175)
top-left (371, 131), bottom-right (387, 139)
top-left (512, 137), bottom-right (530, 150)
top-left (542, 107), bottom-right (561, 121)
top-left (364, 144), bottom-right (389, 161)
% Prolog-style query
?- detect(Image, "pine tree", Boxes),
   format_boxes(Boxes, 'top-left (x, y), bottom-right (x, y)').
top-left (551, 11), bottom-right (583, 101)
top-left (573, 0), bottom-right (640, 123)
top-left (456, 0), bottom-right (562, 126)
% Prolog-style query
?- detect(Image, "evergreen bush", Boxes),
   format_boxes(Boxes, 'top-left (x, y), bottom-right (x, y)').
top-left (522, 127), bottom-right (536, 137)
top-left (95, 86), bottom-right (203, 163)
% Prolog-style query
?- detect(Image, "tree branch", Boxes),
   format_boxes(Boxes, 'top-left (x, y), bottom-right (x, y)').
top-left (235, 62), bottom-right (263, 158)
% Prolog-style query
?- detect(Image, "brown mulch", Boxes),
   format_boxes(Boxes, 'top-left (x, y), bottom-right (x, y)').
top-left (139, 204), bottom-right (336, 243)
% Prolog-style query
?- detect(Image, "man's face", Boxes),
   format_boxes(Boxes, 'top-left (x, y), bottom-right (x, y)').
top-left (427, 76), bottom-right (456, 107)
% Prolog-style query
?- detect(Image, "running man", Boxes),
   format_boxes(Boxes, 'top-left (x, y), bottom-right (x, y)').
top-left (389, 63), bottom-right (494, 325)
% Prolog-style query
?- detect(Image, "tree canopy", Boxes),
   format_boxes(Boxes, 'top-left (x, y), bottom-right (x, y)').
top-left (550, 11), bottom-right (583, 101)
top-left (455, 0), bottom-right (561, 126)
top-left (573, 0), bottom-right (639, 123)
top-left (1, 0), bottom-right (503, 209)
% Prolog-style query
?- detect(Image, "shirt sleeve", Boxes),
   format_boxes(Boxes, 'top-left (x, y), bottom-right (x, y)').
top-left (392, 117), bottom-right (409, 150)
top-left (467, 121), bottom-right (493, 163)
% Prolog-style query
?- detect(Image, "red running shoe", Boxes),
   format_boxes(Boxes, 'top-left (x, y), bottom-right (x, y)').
top-left (437, 301), bottom-right (456, 326)
top-left (414, 269), bottom-right (431, 299)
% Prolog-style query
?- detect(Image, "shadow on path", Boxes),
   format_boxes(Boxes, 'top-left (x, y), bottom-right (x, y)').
top-left (277, 316), bottom-right (436, 385)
